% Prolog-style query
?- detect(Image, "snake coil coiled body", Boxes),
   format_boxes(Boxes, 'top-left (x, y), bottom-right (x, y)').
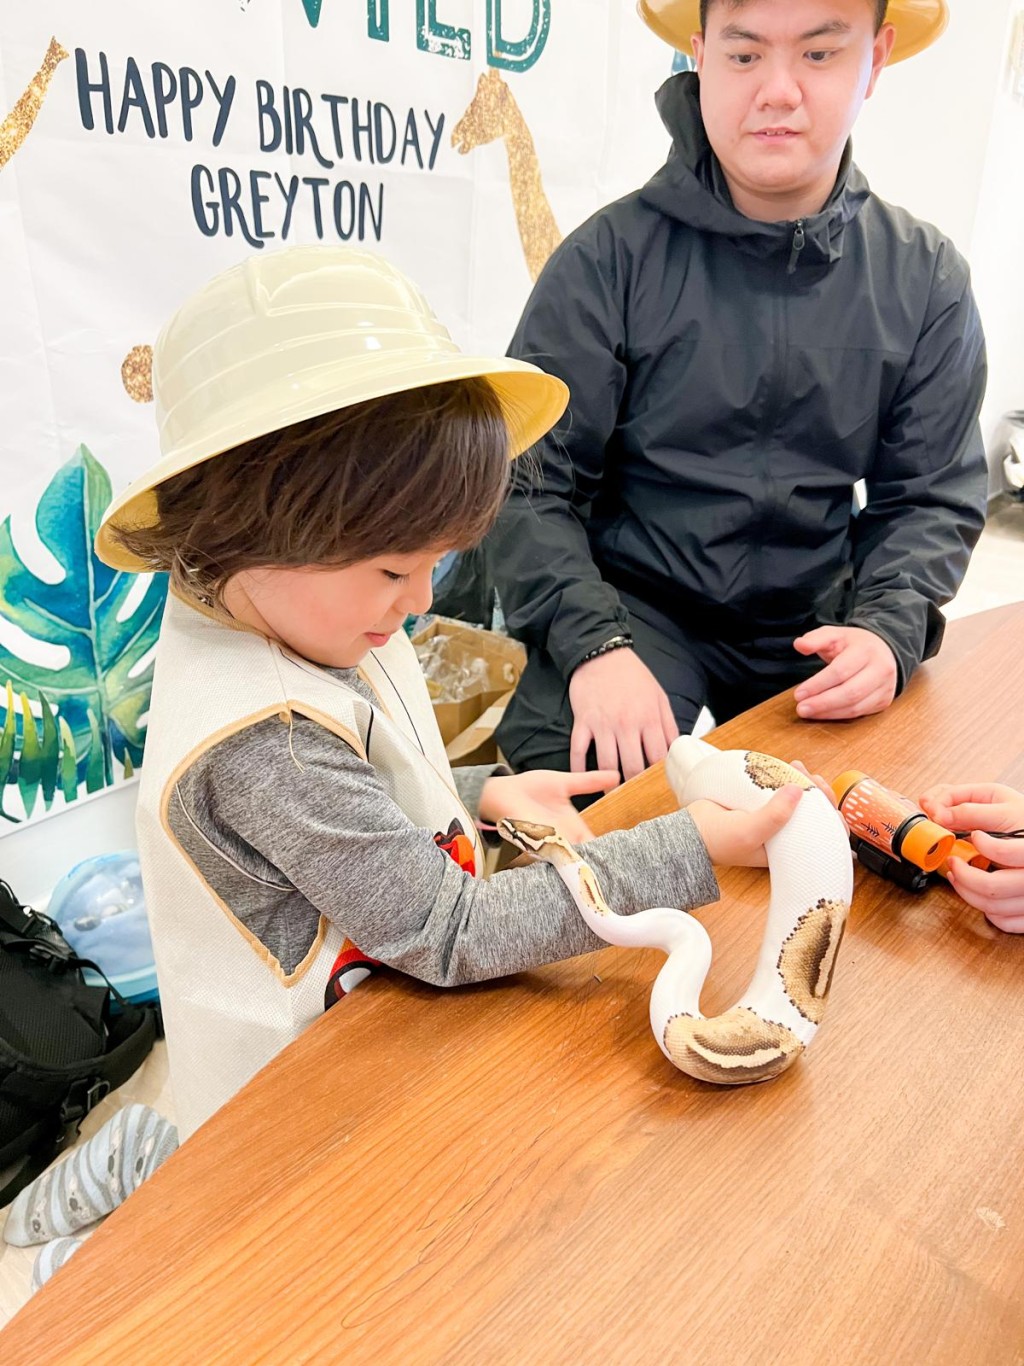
top-left (499, 736), bottom-right (854, 1085)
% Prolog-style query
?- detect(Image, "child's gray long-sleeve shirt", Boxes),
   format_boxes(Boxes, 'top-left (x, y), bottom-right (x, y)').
top-left (166, 671), bottom-right (719, 983)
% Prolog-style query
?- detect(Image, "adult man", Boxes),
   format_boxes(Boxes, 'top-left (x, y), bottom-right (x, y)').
top-left (487, 0), bottom-right (987, 783)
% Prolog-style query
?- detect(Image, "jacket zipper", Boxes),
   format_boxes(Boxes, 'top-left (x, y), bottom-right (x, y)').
top-left (753, 249), bottom-right (793, 595)
top-left (786, 218), bottom-right (806, 275)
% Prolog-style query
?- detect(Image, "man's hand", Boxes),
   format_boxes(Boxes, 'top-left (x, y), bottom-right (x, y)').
top-left (479, 768), bottom-right (621, 845)
top-left (686, 784), bottom-right (804, 868)
top-left (792, 626), bottom-right (898, 721)
top-left (568, 648), bottom-right (679, 781)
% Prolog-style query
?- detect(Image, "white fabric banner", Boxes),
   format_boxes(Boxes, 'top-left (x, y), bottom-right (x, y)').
top-left (0, 1), bottom-right (678, 828)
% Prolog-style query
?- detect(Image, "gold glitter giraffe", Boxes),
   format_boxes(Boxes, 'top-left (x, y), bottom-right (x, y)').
top-left (451, 69), bottom-right (562, 282)
top-left (0, 37), bottom-right (69, 173)
top-left (121, 345), bottom-right (154, 404)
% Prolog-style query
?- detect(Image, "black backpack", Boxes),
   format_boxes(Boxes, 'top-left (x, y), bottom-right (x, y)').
top-left (0, 878), bottom-right (157, 1206)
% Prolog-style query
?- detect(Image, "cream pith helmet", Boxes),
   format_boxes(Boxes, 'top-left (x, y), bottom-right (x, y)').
top-left (638, 0), bottom-right (949, 63)
top-left (96, 246), bottom-right (569, 572)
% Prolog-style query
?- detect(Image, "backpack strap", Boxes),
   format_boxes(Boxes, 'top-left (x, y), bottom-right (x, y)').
top-left (0, 880), bottom-right (74, 964)
top-left (0, 987), bottom-right (157, 1119)
top-left (0, 1118), bottom-right (66, 1207)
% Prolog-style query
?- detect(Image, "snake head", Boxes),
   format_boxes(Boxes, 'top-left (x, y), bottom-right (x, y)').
top-left (495, 818), bottom-right (560, 854)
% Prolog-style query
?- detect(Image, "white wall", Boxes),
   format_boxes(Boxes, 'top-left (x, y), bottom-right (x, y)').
top-left (853, 0), bottom-right (1013, 254)
top-left (967, 6), bottom-right (1024, 489)
top-left (854, 0), bottom-right (1022, 490)
top-left (0, 781), bottom-right (139, 909)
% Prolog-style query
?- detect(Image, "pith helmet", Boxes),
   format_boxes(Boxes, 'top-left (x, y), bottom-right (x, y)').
top-left (96, 246), bottom-right (569, 571)
top-left (638, 0), bottom-right (949, 64)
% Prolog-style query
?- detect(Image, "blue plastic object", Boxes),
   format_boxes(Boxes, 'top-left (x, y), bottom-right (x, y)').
top-left (47, 851), bottom-right (158, 1004)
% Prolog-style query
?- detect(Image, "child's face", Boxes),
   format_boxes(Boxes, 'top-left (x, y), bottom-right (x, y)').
top-left (226, 550), bottom-right (448, 668)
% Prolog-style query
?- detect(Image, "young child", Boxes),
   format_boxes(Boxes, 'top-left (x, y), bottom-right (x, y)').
top-left (96, 246), bottom-right (803, 1138)
top-left (920, 783), bottom-right (1024, 934)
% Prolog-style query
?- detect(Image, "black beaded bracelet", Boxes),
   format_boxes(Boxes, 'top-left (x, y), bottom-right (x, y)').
top-left (577, 634), bottom-right (634, 666)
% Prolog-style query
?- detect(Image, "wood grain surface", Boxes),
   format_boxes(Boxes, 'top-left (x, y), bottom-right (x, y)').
top-left (4, 604), bottom-right (1023, 1365)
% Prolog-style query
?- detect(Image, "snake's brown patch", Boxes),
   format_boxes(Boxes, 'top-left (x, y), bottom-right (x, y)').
top-left (497, 818), bottom-right (556, 845)
top-left (576, 863), bottom-right (608, 916)
top-left (497, 818), bottom-right (569, 858)
top-left (743, 752), bottom-right (813, 792)
top-left (663, 1007), bottom-right (804, 1085)
top-left (777, 898), bottom-right (849, 1023)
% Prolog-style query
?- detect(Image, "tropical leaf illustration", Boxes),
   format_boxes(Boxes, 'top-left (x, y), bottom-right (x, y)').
top-left (59, 716), bottom-right (78, 805)
top-left (17, 691), bottom-right (41, 818)
top-left (0, 683), bottom-right (16, 823)
top-left (0, 445), bottom-right (167, 816)
top-left (0, 684), bottom-right (79, 823)
top-left (38, 691), bottom-right (59, 807)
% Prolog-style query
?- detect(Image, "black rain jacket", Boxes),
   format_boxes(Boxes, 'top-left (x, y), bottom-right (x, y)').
top-left (488, 73), bottom-right (988, 691)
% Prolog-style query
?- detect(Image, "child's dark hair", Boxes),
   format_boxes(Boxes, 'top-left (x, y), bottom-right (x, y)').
top-left (699, 0), bottom-right (888, 31)
top-left (112, 377), bottom-right (510, 610)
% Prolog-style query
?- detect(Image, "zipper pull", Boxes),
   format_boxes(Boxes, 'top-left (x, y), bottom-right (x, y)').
top-left (787, 219), bottom-right (806, 275)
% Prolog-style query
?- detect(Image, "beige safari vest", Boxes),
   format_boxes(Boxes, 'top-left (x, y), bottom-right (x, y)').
top-left (137, 594), bottom-right (482, 1138)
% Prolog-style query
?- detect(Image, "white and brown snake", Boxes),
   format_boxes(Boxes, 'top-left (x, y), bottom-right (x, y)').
top-left (498, 736), bottom-right (854, 1086)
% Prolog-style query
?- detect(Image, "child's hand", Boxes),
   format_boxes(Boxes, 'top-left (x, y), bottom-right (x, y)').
top-left (921, 783), bottom-right (1024, 933)
top-left (790, 760), bottom-right (840, 810)
top-left (944, 839), bottom-right (1024, 933)
top-left (686, 784), bottom-right (804, 868)
top-left (919, 782), bottom-right (1024, 835)
top-left (479, 769), bottom-right (620, 845)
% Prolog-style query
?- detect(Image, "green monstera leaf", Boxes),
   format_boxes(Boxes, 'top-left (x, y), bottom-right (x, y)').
top-left (0, 445), bottom-right (167, 810)
top-left (0, 683), bottom-right (75, 823)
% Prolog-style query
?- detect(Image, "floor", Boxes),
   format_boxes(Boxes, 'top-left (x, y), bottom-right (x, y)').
top-left (1, 494), bottom-right (1022, 1330)
top-left (942, 494), bottom-right (1024, 621)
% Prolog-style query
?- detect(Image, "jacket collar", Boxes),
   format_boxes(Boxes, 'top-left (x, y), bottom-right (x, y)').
top-left (639, 72), bottom-right (870, 267)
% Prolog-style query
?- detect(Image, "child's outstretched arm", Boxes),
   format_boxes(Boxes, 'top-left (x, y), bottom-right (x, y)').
top-left (475, 767), bottom-right (621, 843)
top-left (920, 783), bottom-right (1024, 933)
top-left (476, 767), bottom-right (804, 861)
top-left (170, 715), bottom-right (721, 988)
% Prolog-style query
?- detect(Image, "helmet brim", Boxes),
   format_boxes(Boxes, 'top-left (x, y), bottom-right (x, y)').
top-left (95, 355), bottom-right (567, 572)
top-left (637, 0), bottom-right (949, 65)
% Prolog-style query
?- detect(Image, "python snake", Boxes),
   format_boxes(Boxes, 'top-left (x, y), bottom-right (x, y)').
top-left (498, 736), bottom-right (854, 1085)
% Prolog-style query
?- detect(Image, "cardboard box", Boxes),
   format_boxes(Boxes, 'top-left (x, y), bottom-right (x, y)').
top-left (411, 617), bottom-right (525, 766)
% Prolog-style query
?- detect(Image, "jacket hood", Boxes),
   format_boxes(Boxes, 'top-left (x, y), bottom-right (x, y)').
top-left (640, 72), bottom-right (871, 265)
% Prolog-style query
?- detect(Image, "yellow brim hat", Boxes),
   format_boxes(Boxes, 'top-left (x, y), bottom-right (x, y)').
top-left (638, 0), bottom-right (949, 64)
top-left (96, 246), bottom-right (569, 572)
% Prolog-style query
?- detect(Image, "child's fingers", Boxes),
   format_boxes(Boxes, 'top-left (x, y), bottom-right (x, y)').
top-left (948, 804), bottom-right (1023, 834)
top-left (555, 809), bottom-right (597, 844)
top-left (789, 760), bottom-right (838, 809)
top-left (924, 783), bottom-right (1018, 806)
top-left (560, 769), bottom-right (621, 797)
top-left (974, 890), bottom-right (1024, 921)
top-left (948, 859), bottom-right (1024, 918)
top-left (920, 784), bottom-right (1021, 829)
top-left (985, 909), bottom-right (1024, 934)
top-left (968, 829), bottom-right (1024, 867)
top-left (755, 784), bottom-right (804, 841)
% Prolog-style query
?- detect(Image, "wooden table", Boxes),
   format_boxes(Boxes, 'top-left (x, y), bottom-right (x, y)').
top-left (5, 604), bottom-right (1024, 1365)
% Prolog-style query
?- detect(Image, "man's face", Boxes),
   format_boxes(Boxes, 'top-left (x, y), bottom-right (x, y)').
top-left (692, 0), bottom-right (895, 221)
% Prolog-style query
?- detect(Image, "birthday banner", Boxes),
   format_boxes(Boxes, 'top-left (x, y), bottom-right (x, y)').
top-left (0, 1), bottom-right (674, 827)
